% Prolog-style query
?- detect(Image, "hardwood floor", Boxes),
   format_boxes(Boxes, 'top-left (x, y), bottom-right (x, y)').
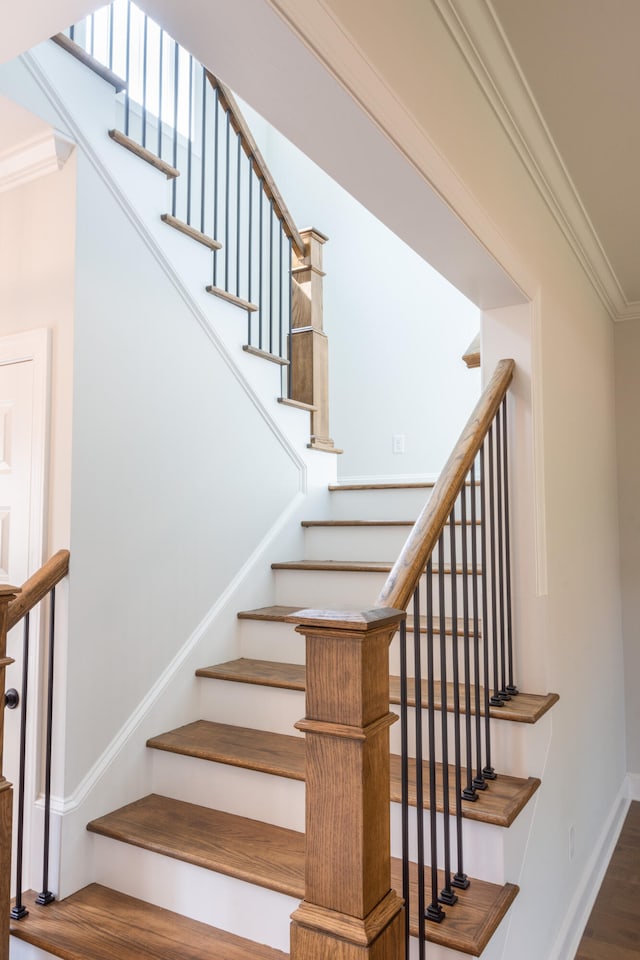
top-left (575, 801), bottom-right (640, 959)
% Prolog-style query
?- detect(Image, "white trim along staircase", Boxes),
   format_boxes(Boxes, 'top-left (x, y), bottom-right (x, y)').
top-left (4, 21), bottom-right (558, 960)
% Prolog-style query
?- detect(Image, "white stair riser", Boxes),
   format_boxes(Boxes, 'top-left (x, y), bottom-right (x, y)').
top-left (198, 676), bottom-right (304, 736)
top-left (238, 618), bottom-right (306, 664)
top-left (273, 568), bottom-right (475, 610)
top-left (9, 941), bottom-right (58, 960)
top-left (327, 486), bottom-right (481, 521)
top-left (91, 835), bottom-right (297, 953)
top-left (303, 524), bottom-right (480, 563)
top-left (390, 805), bottom-right (506, 884)
top-left (150, 748), bottom-right (306, 831)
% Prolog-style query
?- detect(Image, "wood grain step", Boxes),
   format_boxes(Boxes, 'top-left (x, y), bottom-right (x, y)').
top-left (236, 605), bottom-right (475, 637)
top-left (196, 658), bottom-right (558, 724)
top-left (205, 285), bottom-right (258, 311)
top-left (301, 519), bottom-right (479, 527)
top-left (52, 34), bottom-right (127, 91)
top-left (87, 795), bottom-right (517, 955)
top-left (161, 213), bottom-right (222, 250)
top-left (328, 480), bottom-right (480, 491)
top-left (244, 345), bottom-right (289, 366)
top-left (108, 129), bottom-right (180, 179)
top-left (271, 560), bottom-right (479, 575)
top-left (146, 720), bottom-right (539, 826)
top-left (10, 884), bottom-right (287, 960)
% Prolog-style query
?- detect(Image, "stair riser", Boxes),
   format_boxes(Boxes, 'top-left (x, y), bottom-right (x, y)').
top-left (151, 748), bottom-right (306, 831)
top-left (9, 942), bottom-right (58, 960)
top-left (303, 524), bottom-right (477, 563)
top-left (273, 568), bottom-right (474, 611)
top-left (327, 486), bottom-right (481, 521)
top-left (149, 748), bottom-right (508, 875)
top-left (238, 619), bottom-right (307, 664)
top-left (91, 835), bottom-right (297, 953)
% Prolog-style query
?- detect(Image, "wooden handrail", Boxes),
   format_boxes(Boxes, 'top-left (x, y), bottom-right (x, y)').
top-left (375, 359), bottom-right (515, 613)
top-left (206, 71), bottom-right (306, 258)
top-left (7, 550), bottom-right (70, 633)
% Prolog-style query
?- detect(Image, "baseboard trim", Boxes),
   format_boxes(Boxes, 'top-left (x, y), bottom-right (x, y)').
top-left (548, 777), bottom-right (630, 960)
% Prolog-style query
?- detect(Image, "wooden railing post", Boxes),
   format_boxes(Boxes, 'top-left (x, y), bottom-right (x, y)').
top-left (288, 607), bottom-right (406, 960)
top-left (0, 585), bottom-right (20, 960)
top-left (290, 228), bottom-right (342, 454)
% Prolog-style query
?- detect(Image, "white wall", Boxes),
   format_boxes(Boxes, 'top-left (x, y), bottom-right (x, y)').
top-left (614, 320), bottom-right (640, 776)
top-left (242, 101), bottom-right (481, 480)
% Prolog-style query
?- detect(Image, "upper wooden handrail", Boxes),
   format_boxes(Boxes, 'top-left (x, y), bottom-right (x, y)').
top-left (375, 359), bottom-right (515, 613)
top-left (206, 71), bottom-right (306, 259)
top-left (7, 550), bottom-right (70, 632)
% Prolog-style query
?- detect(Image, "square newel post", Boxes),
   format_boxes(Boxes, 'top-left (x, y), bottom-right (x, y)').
top-left (290, 228), bottom-right (342, 454)
top-left (0, 586), bottom-right (19, 960)
top-left (287, 607), bottom-right (406, 960)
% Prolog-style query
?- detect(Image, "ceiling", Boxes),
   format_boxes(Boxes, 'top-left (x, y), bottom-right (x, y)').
top-left (489, 0), bottom-right (640, 307)
top-left (2, 0), bottom-right (639, 316)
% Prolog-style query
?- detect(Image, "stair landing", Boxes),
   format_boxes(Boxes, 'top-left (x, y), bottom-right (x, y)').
top-left (10, 884), bottom-right (287, 959)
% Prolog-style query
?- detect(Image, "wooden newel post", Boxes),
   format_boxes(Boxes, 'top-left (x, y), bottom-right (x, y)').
top-left (0, 586), bottom-right (19, 960)
top-left (290, 228), bottom-right (341, 454)
top-left (288, 607), bottom-right (406, 960)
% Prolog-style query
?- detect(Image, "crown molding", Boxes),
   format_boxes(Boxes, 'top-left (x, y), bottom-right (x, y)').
top-left (0, 127), bottom-right (74, 194)
top-left (434, 0), bottom-right (637, 322)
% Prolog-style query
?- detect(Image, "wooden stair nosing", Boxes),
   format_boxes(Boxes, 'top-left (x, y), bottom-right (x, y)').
top-left (236, 605), bottom-right (478, 637)
top-left (196, 658), bottom-right (559, 724)
top-left (300, 519), bottom-right (480, 527)
top-left (205, 285), bottom-right (258, 312)
top-left (52, 34), bottom-right (127, 91)
top-left (146, 720), bottom-right (540, 827)
top-left (244, 345), bottom-right (289, 366)
top-left (10, 884), bottom-right (288, 960)
top-left (161, 213), bottom-right (222, 250)
top-left (278, 397), bottom-right (316, 411)
top-left (86, 794), bottom-right (517, 955)
top-left (108, 129), bottom-right (180, 179)
top-left (270, 560), bottom-right (480, 575)
top-left (328, 480), bottom-right (481, 492)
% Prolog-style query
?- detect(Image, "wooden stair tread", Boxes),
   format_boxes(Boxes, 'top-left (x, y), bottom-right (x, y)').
top-left (147, 720), bottom-right (305, 780)
top-left (205, 285), bottom-right (258, 311)
top-left (237, 605), bottom-right (477, 636)
top-left (87, 795), bottom-right (516, 955)
top-left (271, 559), bottom-right (478, 575)
top-left (161, 213), bottom-right (222, 250)
top-left (88, 795), bottom-right (304, 897)
top-left (244, 345), bottom-right (289, 366)
top-left (196, 658), bottom-right (558, 723)
top-left (52, 35), bottom-right (127, 91)
top-left (108, 130), bottom-right (180, 179)
top-left (328, 480), bottom-right (479, 491)
top-left (301, 519), bottom-right (479, 527)
top-left (146, 720), bottom-right (539, 826)
top-left (10, 884), bottom-right (287, 960)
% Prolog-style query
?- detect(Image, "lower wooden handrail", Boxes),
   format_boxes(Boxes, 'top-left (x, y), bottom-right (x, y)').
top-left (7, 550), bottom-right (70, 633)
top-left (376, 359), bottom-right (514, 613)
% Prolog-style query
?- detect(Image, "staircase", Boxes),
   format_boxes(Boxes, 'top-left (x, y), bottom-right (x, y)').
top-left (10, 481), bottom-right (557, 959)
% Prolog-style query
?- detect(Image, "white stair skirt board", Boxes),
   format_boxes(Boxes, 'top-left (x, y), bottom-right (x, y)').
top-left (91, 835), bottom-right (297, 953)
top-left (150, 749), bottom-right (306, 833)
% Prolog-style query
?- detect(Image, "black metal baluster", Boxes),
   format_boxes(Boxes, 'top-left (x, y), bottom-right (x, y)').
top-left (398, 618), bottom-right (411, 952)
top-left (70, 23), bottom-right (75, 41)
top-left (36, 590), bottom-right (57, 906)
top-left (480, 442), bottom-right (498, 780)
top-left (269, 200), bottom-right (274, 354)
top-left (157, 28), bottom-right (164, 159)
top-left (247, 158), bottom-right (254, 345)
top-left (487, 422), bottom-right (503, 708)
top-left (460, 482), bottom-right (476, 802)
top-left (503, 397), bottom-right (519, 695)
top-left (450, 507), bottom-right (470, 890)
top-left (186, 55), bottom-right (194, 226)
top-left (199, 67), bottom-right (207, 234)
top-left (412, 587), bottom-right (426, 957)
top-left (224, 110), bottom-right (231, 292)
top-left (11, 613), bottom-right (30, 921)
top-left (213, 85), bottom-right (220, 285)
top-left (287, 237), bottom-right (293, 398)
top-left (425, 558), bottom-right (444, 923)
top-left (236, 134), bottom-right (242, 297)
top-left (124, 1), bottom-right (131, 136)
top-left (141, 13), bottom-right (148, 148)
top-left (171, 39), bottom-right (179, 218)
top-left (470, 461), bottom-right (486, 791)
top-left (495, 407), bottom-right (510, 700)
top-left (258, 183), bottom-right (264, 349)
top-left (438, 533), bottom-right (457, 906)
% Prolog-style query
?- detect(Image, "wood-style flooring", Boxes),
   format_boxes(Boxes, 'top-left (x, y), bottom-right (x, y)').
top-left (575, 801), bottom-right (640, 959)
